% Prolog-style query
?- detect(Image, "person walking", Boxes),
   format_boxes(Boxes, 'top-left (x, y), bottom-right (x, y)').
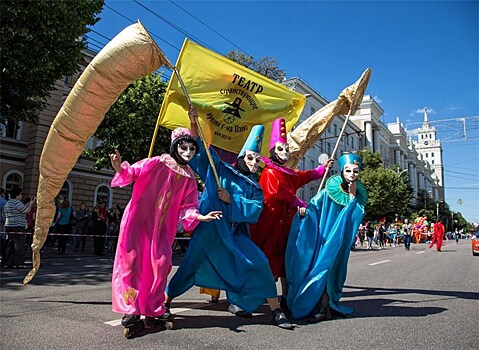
top-left (249, 117), bottom-right (333, 308)
top-left (286, 153), bottom-right (367, 322)
top-left (165, 108), bottom-right (293, 329)
top-left (403, 218), bottom-right (413, 251)
top-left (429, 219), bottom-right (446, 251)
top-left (2, 188), bottom-right (35, 268)
top-left (366, 223), bottom-right (375, 250)
top-left (91, 201), bottom-right (108, 257)
top-left (109, 125), bottom-right (221, 336)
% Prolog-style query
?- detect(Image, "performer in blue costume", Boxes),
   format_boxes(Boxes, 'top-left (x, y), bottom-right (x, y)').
top-left (164, 107), bottom-right (293, 329)
top-left (285, 153), bottom-right (367, 322)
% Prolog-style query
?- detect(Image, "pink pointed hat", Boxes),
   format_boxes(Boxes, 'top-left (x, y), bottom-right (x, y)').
top-left (269, 118), bottom-right (287, 150)
top-left (171, 127), bottom-right (193, 144)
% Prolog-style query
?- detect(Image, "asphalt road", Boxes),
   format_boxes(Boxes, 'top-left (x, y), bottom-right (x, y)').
top-left (1, 240), bottom-right (477, 350)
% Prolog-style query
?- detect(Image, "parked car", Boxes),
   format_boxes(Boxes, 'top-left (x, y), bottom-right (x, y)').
top-left (472, 231), bottom-right (479, 256)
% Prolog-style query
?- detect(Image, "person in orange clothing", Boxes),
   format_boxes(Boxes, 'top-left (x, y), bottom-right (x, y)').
top-left (429, 219), bottom-right (446, 251)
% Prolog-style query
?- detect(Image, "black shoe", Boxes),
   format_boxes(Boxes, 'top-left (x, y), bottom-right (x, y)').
top-left (228, 304), bottom-right (252, 318)
top-left (121, 314), bottom-right (141, 327)
top-left (161, 303), bottom-right (174, 320)
top-left (306, 305), bottom-right (331, 323)
top-left (144, 316), bottom-right (165, 327)
top-left (280, 295), bottom-right (292, 318)
top-left (272, 308), bottom-right (293, 330)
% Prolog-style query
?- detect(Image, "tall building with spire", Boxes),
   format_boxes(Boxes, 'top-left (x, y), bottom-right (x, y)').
top-left (413, 108), bottom-right (445, 200)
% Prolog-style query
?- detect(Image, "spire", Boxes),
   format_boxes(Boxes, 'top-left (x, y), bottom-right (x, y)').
top-left (422, 107), bottom-right (431, 128)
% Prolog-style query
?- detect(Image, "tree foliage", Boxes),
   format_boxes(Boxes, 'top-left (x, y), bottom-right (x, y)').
top-left (226, 50), bottom-right (286, 82)
top-left (85, 73), bottom-right (170, 170)
top-left (357, 148), bottom-right (413, 222)
top-left (0, 0), bottom-right (104, 125)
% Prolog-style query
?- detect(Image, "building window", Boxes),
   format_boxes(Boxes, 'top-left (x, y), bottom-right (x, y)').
top-left (95, 184), bottom-right (112, 207)
top-left (300, 158), bottom-right (305, 171)
top-left (327, 142), bottom-right (331, 155)
top-left (432, 160), bottom-right (435, 164)
top-left (421, 134), bottom-right (423, 139)
top-left (431, 152), bottom-right (434, 157)
top-left (0, 120), bottom-right (23, 140)
top-left (310, 160), bottom-right (314, 170)
top-left (310, 187), bottom-right (314, 199)
top-left (3, 170), bottom-right (23, 193)
top-left (57, 181), bottom-right (72, 204)
top-left (334, 124), bottom-right (338, 136)
top-left (310, 107), bottom-right (316, 115)
top-left (425, 153), bottom-right (428, 158)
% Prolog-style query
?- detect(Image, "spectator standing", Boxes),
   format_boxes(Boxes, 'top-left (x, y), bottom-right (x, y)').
top-left (378, 224), bottom-right (386, 249)
top-left (73, 202), bottom-right (90, 252)
top-left (54, 198), bottom-right (73, 255)
top-left (2, 188), bottom-right (35, 268)
top-left (403, 219), bottom-right (413, 251)
top-left (91, 200), bottom-right (108, 256)
top-left (455, 228), bottom-right (460, 243)
top-left (0, 188), bottom-right (7, 263)
top-left (366, 223), bottom-right (375, 250)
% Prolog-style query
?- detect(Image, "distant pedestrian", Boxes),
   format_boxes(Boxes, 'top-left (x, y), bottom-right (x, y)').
top-left (0, 188), bottom-right (7, 263)
top-left (455, 228), bottom-right (460, 243)
top-left (73, 202), bottom-right (90, 252)
top-left (403, 218), bottom-right (413, 251)
top-left (91, 200), bottom-right (108, 256)
top-left (54, 198), bottom-right (73, 255)
top-left (366, 223), bottom-right (375, 250)
top-left (429, 219), bottom-right (445, 251)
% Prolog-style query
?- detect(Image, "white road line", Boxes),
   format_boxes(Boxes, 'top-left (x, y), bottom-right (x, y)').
top-left (368, 260), bottom-right (391, 266)
top-left (416, 251), bottom-right (425, 255)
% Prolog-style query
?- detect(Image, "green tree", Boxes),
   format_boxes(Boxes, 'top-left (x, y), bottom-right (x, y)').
top-left (0, 0), bottom-right (104, 125)
top-left (85, 73), bottom-right (170, 170)
top-left (357, 148), bottom-right (413, 222)
top-left (226, 50), bottom-right (286, 82)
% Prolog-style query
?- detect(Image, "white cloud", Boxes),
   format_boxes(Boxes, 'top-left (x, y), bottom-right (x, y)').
top-left (415, 107), bottom-right (436, 115)
top-left (372, 95), bottom-right (383, 103)
top-left (445, 106), bottom-right (461, 111)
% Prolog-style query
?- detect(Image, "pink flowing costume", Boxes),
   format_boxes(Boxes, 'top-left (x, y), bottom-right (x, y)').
top-left (111, 154), bottom-right (201, 317)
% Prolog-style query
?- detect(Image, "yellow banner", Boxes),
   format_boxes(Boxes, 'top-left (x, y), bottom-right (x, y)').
top-left (158, 39), bottom-right (306, 155)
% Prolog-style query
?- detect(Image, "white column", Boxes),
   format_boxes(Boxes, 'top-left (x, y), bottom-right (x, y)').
top-left (373, 129), bottom-right (380, 153)
top-left (365, 121), bottom-right (373, 151)
top-left (395, 149), bottom-right (400, 165)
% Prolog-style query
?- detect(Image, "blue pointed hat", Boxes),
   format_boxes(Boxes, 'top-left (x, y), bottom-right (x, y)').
top-left (338, 153), bottom-right (363, 171)
top-left (238, 125), bottom-right (265, 158)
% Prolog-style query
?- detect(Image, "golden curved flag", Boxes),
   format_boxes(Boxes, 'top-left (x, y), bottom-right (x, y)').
top-left (23, 22), bottom-right (171, 284)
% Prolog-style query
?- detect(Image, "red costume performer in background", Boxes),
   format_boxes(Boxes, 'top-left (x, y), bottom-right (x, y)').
top-left (429, 220), bottom-right (445, 251)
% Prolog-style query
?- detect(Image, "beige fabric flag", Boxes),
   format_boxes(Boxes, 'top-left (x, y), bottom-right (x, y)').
top-left (286, 68), bottom-right (371, 169)
top-left (24, 22), bottom-right (172, 284)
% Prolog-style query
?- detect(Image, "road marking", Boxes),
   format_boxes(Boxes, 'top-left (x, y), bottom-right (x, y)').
top-left (416, 251), bottom-right (425, 255)
top-left (368, 260), bottom-right (391, 266)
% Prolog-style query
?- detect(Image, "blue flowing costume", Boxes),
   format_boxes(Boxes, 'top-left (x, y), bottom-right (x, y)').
top-left (285, 175), bottom-right (367, 319)
top-left (166, 139), bottom-right (277, 313)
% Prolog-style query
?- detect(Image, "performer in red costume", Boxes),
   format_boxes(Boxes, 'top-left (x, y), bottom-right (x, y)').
top-left (429, 219), bottom-right (446, 251)
top-left (250, 118), bottom-right (333, 309)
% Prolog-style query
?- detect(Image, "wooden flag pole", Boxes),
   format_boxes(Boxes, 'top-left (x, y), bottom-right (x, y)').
top-left (317, 107), bottom-right (355, 194)
top-left (173, 67), bottom-right (221, 187)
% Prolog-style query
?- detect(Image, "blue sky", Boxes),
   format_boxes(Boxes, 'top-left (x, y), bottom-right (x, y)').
top-left (89, 0), bottom-right (479, 223)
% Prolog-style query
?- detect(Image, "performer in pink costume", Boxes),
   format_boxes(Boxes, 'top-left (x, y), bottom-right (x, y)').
top-left (109, 127), bottom-right (221, 333)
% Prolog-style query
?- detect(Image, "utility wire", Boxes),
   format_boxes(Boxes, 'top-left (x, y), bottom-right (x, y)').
top-left (168, 0), bottom-right (252, 56)
top-left (132, 0), bottom-right (212, 51)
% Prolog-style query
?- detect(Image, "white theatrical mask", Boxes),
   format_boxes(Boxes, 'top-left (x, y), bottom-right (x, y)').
top-left (244, 150), bottom-right (261, 173)
top-left (177, 142), bottom-right (196, 163)
top-left (274, 142), bottom-right (290, 164)
top-left (342, 163), bottom-right (360, 183)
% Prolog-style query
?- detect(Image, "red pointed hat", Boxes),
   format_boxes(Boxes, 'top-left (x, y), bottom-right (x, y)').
top-left (269, 118), bottom-right (287, 150)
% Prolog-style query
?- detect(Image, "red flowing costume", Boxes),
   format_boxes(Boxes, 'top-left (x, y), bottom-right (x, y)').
top-left (250, 161), bottom-right (318, 279)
